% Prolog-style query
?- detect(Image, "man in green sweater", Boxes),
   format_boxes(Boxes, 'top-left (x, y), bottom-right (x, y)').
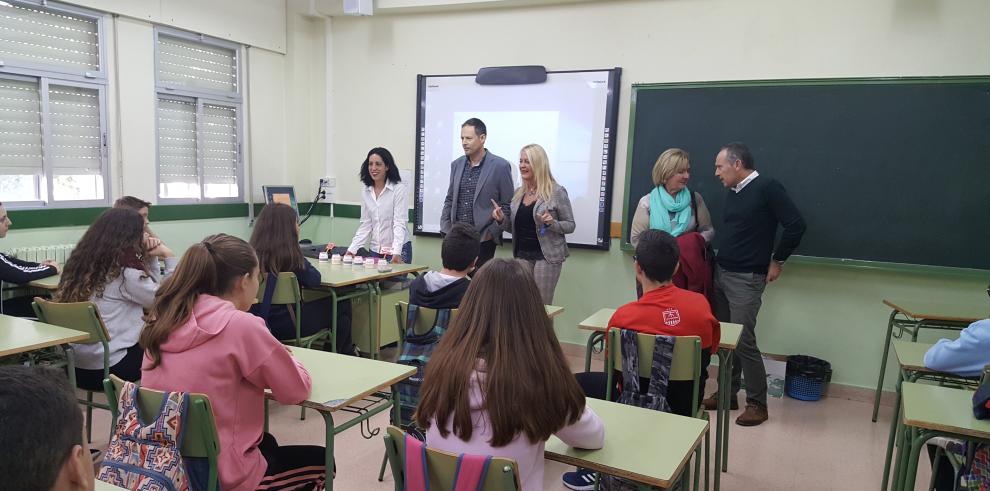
top-left (703, 142), bottom-right (806, 426)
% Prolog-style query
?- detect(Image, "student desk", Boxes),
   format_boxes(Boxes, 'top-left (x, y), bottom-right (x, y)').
top-left (27, 274), bottom-right (59, 290)
top-left (308, 259), bottom-right (427, 358)
top-left (576, 307), bottom-right (741, 490)
top-left (545, 398), bottom-right (708, 489)
top-left (873, 298), bottom-right (988, 422)
top-left (880, 341), bottom-right (978, 491)
top-left (892, 383), bottom-right (990, 491)
top-left (0, 314), bottom-right (89, 388)
top-left (95, 480), bottom-right (128, 491)
top-left (267, 347), bottom-right (414, 490)
top-left (546, 305), bottom-right (564, 318)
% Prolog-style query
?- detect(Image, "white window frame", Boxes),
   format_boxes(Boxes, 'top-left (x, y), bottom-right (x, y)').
top-left (0, 0), bottom-right (109, 209)
top-left (154, 26), bottom-right (244, 204)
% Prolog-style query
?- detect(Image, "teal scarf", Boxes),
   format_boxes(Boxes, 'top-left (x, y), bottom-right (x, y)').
top-left (649, 187), bottom-right (692, 237)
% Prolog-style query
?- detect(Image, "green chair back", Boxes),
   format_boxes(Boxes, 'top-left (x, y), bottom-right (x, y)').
top-left (104, 375), bottom-right (221, 491)
top-left (395, 301), bottom-right (459, 345)
top-left (605, 329), bottom-right (702, 414)
top-left (32, 297), bottom-right (111, 346)
top-left (257, 272), bottom-right (327, 348)
top-left (382, 426), bottom-right (520, 491)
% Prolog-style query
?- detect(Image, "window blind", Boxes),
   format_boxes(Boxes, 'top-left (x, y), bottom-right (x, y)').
top-left (0, 78), bottom-right (41, 176)
top-left (0, 2), bottom-right (100, 73)
top-left (48, 84), bottom-right (101, 175)
top-left (157, 35), bottom-right (237, 95)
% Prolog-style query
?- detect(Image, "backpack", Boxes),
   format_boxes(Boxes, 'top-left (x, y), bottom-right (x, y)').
top-left (602, 330), bottom-right (675, 491)
top-left (395, 304), bottom-right (453, 431)
top-left (403, 433), bottom-right (491, 491)
top-left (98, 381), bottom-right (193, 491)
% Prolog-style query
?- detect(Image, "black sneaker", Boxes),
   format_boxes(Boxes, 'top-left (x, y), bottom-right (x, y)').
top-left (562, 468), bottom-right (596, 491)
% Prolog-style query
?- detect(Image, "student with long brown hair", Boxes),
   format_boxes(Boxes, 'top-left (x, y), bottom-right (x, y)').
top-left (248, 203), bottom-right (353, 354)
top-left (140, 234), bottom-right (325, 491)
top-left (55, 208), bottom-right (176, 391)
top-left (414, 258), bottom-right (604, 491)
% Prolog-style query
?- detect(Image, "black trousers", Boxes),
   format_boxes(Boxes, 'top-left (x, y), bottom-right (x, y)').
top-left (75, 343), bottom-right (143, 392)
top-left (474, 240), bottom-right (497, 272)
top-left (258, 432), bottom-right (327, 490)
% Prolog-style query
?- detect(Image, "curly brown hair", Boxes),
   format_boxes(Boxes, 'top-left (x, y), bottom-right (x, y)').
top-left (54, 208), bottom-right (147, 302)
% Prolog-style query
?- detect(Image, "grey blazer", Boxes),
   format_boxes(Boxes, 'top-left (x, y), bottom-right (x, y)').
top-left (440, 150), bottom-right (514, 243)
top-left (500, 183), bottom-right (576, 264)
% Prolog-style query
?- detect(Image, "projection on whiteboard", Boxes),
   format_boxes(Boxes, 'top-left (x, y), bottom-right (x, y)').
top-left (413, 68), bottom-right (621, 249)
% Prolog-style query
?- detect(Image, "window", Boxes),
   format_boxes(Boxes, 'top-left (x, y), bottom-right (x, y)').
top-left (0, 1), bottom-right (108, 207)
top-left (155, 28), bottom-right (242, 202)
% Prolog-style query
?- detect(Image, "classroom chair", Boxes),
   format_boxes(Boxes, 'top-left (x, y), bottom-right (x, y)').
top-left (606, 329), bottom-right (709, 491)
top-left (377, 301), bottom-right (459, 481)
top-left (382, 425), bottom-right (521, 491)
top-left (257, 272), bottom-right (332, 349)
top-left (104, 375), bottom-right (221, 491)
top-left (32, 298), bottom-right (112, 444)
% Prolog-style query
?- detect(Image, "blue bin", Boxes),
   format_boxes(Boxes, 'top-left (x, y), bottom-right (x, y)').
top-left (784, 355), bottom-right (832, 401)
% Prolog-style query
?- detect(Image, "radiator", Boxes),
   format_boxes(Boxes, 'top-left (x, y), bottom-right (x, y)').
top-left (8, 244), bottom-right (76, 264)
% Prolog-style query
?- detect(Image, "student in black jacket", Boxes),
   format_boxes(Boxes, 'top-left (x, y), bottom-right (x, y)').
top-left (704, 142), bottom-right (806, 427)
top-left (408, 223), bottom-right (479, 309)
top-left (0, 203), bottom-right (60, 317)
top-left (249, 203), bottom-right (353, 354)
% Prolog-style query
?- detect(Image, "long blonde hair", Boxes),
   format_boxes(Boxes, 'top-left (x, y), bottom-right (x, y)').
top-left (514, 143), bottom-right (557, 203)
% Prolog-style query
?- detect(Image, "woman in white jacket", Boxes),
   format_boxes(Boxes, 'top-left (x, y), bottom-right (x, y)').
top-left (54, 208), bottom-right (177, 391)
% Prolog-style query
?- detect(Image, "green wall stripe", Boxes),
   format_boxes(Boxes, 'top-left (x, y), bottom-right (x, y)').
top-left (6, 202), bottom-right (407, 230)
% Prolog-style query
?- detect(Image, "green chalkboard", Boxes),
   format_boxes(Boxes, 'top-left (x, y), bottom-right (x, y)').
top-left (622, 77), bottom-right (990, 271)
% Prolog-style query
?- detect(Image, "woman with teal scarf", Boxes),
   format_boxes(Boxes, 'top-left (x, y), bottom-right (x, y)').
top-left (630, 148), bottom-right (714, 298)
top-left (630, 148), bottom-right (713, 247)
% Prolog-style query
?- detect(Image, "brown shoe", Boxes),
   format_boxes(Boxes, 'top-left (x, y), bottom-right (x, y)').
top-left (735, 405), bottom-right (769, 426)
top-left (702, 393), bottom-right (739, 411)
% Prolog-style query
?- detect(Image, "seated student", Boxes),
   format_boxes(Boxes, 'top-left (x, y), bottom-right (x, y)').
top-left (415, 259), bottom-right (604, 491)
top-left (54, 208), bottom-right (176, 391)
top-left (562, 229), bottom-right (719, 491)
top-left (923, 317), bottom-right (990, 491)
top-left (249, 203), bottom-right (353, 354)
top-left (408, 222), bottom-right (478, 309)
top-left (0, 365), bottom-right (95, 491)
top-left (141, 234), bottom-right (325, 491)
top-left (0, 202), bottom-right (60, 317)
top-left (113, 196), bottom-right (171, 254)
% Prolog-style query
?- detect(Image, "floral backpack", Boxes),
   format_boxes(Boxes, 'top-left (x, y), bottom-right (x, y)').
top-left (97, 381), bottom-right (193, 491)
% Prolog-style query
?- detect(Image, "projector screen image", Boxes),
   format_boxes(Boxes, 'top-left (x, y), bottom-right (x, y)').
top-left (413, 68), bottom-right (621, 249)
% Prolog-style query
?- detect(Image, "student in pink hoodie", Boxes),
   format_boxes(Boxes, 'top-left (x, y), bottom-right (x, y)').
top-left (414, 258), bottom-right (604, 491)
top-left (140, 234), bottom-right (325, 491)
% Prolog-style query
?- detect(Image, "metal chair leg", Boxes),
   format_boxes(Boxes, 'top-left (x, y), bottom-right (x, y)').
top-left (378, 451), bottom-right (388, 481)
top-left (86, 391), bottom-right (94, 443)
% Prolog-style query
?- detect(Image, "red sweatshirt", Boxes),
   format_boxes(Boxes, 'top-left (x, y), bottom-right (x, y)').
top-left (608, 284), bottom-right (721, 353)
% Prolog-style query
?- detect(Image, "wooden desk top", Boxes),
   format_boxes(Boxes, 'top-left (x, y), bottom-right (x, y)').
top-left (901, 383), bottom-right (990, 440)
top-left (279, 347), bottom-right (414, 412)
top-left (0, 315), bottom-right (89, 357)
top-left (577, 307), bottom-right (742, 350)
top-left (546, 305), bottom-right (564, 318)
top-left (28, 274), bottom-right (60, 291)
top-left (883, 299), bottom-right (988, 323)
top-left (893, 340), bottom-right (936, 372)
top-left (309, 259), bottom-right (428, 288)
top-left (95, 480), bottom-right (128, 491)
top-left (545, 398), bottom-right (708, 489)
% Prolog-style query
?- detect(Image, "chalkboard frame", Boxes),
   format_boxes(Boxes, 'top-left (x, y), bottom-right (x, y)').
top-left (619, 76), bottom-right (990, 277)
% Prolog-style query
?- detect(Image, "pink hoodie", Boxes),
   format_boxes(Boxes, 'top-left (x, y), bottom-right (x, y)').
top-left (425, 363), bottom-right (604, 491)
top-left (141, 294), bottom-right (312, 491)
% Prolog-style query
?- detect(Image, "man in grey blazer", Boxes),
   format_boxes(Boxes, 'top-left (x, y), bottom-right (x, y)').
top-left (440, 118), bottom-right (514, 269)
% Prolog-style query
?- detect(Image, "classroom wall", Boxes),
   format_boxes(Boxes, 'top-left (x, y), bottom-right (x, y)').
top-left (319, 0), bottom-right (990, 391)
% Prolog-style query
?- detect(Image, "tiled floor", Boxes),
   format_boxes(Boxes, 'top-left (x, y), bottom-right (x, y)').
top-left (84, 349), bottom-right (924, 490)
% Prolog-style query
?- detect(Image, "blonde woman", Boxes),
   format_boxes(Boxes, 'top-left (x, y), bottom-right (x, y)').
top-left (630, 147), bottom-right (714, 298)
top-left (630, 148), bottom-right (713, 247)
top-left (492, 144), bottom-right (575, 304)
